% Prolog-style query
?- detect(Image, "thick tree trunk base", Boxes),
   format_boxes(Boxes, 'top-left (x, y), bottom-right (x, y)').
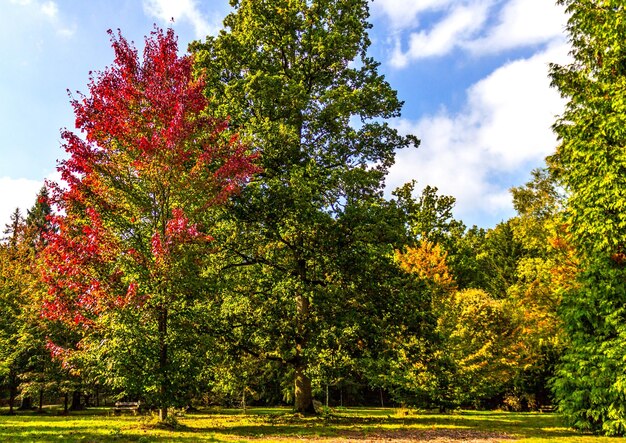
top-left (18, 397), bottom-right (33, 410)
top-left (69, 391), bottom-right (85, 411)
top-left (294, 367), bottom-right (316, 415)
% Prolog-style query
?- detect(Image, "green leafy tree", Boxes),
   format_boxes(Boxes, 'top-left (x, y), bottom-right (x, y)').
top-left (191, 0), bottom-right (418, 413)
top-left (392, 181), bottom-right (462, 244)
top-left (503, 170), bottom-right (569, 409)
top-left (547, 0), bottom-right (626, 435)
top-left (0, 191), bottom-right (59, 413)
top-left (0, 208), bottom-right (26, 413)
top-left (437, 288), bottom-right (520, 408)
top-left (391, 181), bottom-right (499, 292)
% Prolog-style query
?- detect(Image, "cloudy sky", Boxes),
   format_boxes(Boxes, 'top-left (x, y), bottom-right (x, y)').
top-left (0, 0), bottom-right (570, 229)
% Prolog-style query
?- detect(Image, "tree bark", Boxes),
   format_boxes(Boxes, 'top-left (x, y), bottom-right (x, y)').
top-left (18, 396), bottom-right (33, 410)
top-left (38, 388), bottom-right (44, 413)
top-left (8, 376), bottom-right (16, 415)
top-left (294, 364), bottom-right (315, 414)
top-left (158, 307), bottom-right (168, 421)
top-left (70, 390), bottom-right (84, 411)
top-left (325, 384), bottom-right (329, 408)
top-left (294, 284), bottom-right (315, 414)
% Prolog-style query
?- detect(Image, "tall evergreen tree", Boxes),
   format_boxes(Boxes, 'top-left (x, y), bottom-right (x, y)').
top-left (548, 0), bottom-right (626, 435)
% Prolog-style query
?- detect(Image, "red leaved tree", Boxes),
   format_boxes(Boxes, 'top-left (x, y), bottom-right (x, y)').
top-left (41, 27), bottom-right (258, 419)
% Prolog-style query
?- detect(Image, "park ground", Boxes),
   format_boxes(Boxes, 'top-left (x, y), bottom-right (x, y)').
top-left (0, 406), bottom-right (623, 443)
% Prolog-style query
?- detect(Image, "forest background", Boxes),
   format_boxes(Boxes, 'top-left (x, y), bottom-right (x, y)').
top-left (2, 0), bottom-right (626, 437)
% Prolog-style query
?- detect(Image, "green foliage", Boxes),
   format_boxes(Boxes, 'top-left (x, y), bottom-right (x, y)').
top-left (0, 0), bottom-right (581, 417)
top-left (437, 289), bottom-right (520, 407)
top-left (548, 0), bottom-right (626, 434)
top-left (190, 0), bottom-right (420, 412)
top-left (0, 190), bottom-right (63, 413)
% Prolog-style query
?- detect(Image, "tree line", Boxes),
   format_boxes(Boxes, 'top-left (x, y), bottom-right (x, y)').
top-left (1, 0), bottom-right (625, 434)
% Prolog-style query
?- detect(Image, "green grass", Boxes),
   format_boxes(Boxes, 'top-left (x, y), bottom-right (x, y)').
top-left (0, 406), bottom-right (621, 442)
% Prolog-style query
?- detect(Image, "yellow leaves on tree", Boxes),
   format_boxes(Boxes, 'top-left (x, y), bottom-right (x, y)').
top-left (438, 288), bottom-right (521, 403)
top-left (395, 240), bottom-right (456, 295)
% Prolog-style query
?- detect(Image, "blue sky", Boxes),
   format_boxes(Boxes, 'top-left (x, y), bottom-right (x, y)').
top-left (0, 0), bottom-right (570, 229)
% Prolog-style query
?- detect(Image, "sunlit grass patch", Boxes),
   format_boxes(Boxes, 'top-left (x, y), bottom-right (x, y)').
top-left (0, 406), bottom-right (623, 442)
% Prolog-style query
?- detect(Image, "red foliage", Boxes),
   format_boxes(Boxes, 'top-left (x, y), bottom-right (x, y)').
top-left (40, 27), bottom-right (259, 359)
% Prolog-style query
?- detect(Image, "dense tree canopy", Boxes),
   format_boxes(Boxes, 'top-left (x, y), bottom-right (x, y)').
top-left (190, 0), bottom-right (420, 413)
top-left (0, 0), bottom-right (607, 422)
top-left (548, 0), bottom-right (626, 435)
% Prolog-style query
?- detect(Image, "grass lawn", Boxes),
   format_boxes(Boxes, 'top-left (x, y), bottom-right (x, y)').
top-left (0, 406), bottom-right (620, 442)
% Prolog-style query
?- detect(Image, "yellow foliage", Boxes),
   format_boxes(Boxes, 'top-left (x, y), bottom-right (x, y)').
top-left (395, 240), bottom-right (456, 293)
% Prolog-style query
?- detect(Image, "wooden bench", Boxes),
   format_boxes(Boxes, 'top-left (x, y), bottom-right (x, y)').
top-left (539, 405), bottom-right (556, 413)
top-left (114, 401), bottom-right (141, 414)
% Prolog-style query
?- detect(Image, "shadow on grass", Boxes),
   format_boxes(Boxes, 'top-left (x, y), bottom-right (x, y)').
top-left (165, 409), bottom-right (578, 441)
top-left (0, 407), bottom-right (588, 442)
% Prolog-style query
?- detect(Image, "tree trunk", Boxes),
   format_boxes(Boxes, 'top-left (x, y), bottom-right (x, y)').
top-left (158, 307), bottom-right (168, 421)
top-left (293, 251), bottom-right (316, 414)
top-left (325, 384), bottom-right (329, 408)
top-left (294, 284), bottom-right (315, 414)
top-left (63, 393), bottom-right (69, 414)
top-left (38, 388), bottom-right (44, 413)
top-left (18, 396), bottom-right (33, 410)
top-left (294, 365), bottom-right (315, 414)
top-left (70, 390), bottom-right (83, 411)
top-left (8, 379), bottom-right (16, 415)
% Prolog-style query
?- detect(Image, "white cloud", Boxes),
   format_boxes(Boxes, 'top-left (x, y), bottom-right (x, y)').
top-left (370, 0), bottom-right (453, 30)
top-left (379, 0), bottom-right (567, 64)
top-left (142, 0), bottom-right (221, 38)
top-left (386, 41), bottom-right (571, 226)
top-left (391, 1), bottom-right (490, 66)
top-left (40, 0), bottom-right (58, 18)
top-left (466, 0), bottom-right (568, 54)
top-left (0, 177), bottom-right (43, 231)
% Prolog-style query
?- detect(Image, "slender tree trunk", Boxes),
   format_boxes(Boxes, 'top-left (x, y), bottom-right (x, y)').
top-left (158, 307), bottom-right (168, 421)
top-left (8, 376), bottom-right (16, 415)
top-left (325, 384), bottom-right (329, 408)
top-left (38, 388), bottom-right (44, 413)
top-left (63, 393), bottom-right (69, 414)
